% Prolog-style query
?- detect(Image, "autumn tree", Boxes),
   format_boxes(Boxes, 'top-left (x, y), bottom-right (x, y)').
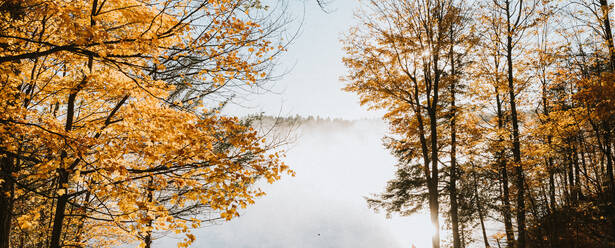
top-left (473, 0), bottom-right (548, 246)
top-left (345, 0), bottom-right (615, 246)
top-left (343, 0), bottom-right (468, 247)
top-left (0, 1), bottom-right (292, 248)
top-left (569, 0), bottom-right (615, 195)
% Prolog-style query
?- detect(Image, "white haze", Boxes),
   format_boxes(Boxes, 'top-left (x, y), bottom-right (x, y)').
top-left (156, 118), bottom-right (435, 248)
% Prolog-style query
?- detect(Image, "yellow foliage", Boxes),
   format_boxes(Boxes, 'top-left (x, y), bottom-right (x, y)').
top-left (0, 0), bottom-right (290, 247)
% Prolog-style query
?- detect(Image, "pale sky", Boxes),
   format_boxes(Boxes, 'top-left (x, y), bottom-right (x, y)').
top-left (225, 0), bottom-right (383, 120)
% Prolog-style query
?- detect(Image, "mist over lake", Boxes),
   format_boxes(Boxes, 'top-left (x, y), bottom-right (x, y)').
top-left (155, 117), bottom-right (433, 248)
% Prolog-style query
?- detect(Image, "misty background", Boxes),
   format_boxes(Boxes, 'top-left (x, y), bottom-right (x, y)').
top-left (177, 1), bottom-right (439, 247)
top-left (157, 118), bottom-right (434, 248)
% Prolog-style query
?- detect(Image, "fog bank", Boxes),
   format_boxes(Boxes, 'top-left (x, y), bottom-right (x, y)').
top-left (158, 118), bottom-right (433, 248)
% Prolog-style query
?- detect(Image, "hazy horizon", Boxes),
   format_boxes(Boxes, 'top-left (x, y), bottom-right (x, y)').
top-left (155, 118), bottom-right (437, 248)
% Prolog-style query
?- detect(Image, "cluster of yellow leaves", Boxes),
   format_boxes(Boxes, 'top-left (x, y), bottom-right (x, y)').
top-left (0, 0), bottom-right (290, 247)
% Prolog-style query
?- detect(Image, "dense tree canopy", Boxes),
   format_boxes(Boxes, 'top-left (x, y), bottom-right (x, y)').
top-left (343, 0), bottom-right (615, 247)
top-left (0, 0), bottom-right (292, 247)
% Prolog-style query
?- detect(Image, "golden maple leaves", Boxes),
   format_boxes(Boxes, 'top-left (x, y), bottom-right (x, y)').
top-left (0, 0), bottom-right (290, 247)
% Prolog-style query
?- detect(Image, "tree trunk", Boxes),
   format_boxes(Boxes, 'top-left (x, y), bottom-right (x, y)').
top-left (473, 163), bottom-right (491, 248)
top-left (428, 183), bottom-right (440, 248)
top-left (562, 167), bottom-right (570, 205)
top-left (496, 90), bottom-right (515, 247)
top-left (567, 152), bottom-right (577, 203)
top-left (449, 30), bottom-right (461, 248)
top-left (461, 220), bottom-right (467, 248)
top-left (50, 166), bottom-right (69, 248)
top-left (573, 146), bottom-right (583, 200)
top-left (599, 0), bottom-right (615, 71)
top-left (428, 109), bottom-right (440, 248)
top-left (144, 178), bottom-right (154, 248)
top-left (412, 79), bottom-right (438, 248)
top-left (50, 54), bottom-right (92, 248)
top-left (541, 63), bottom-right (557, 212)
top-left (427, 36), bottom-right (442, 248)
top-left (605, 132), bottom-right (615, 195)
top-left (0, 156), bottom-right (14, 248)
top-left (505, 0), bottom-right (526, 246)
top-left (548, 161), bottom-right (556, 210)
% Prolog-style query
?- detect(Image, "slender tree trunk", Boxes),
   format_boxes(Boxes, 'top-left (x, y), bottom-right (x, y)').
top-left (427, 175), bottom-right (440, 248)
top-left (525, 181), bottom-right (540, 219)
top-left (50, 165), bottom-right (70, 248)
top-left (461, 220), bottom-right (467, 248)
top-left (599, 0), bottom-right (615, 71)
top-left (144, 233), bottom-right (152, 248)
top-left (539, 182), bottom-right (549, 213)
top-left (562, 167), bottom-right (570, 205)
top-left (144, 177), bottom-right (154, 248)
top-left (473, 163), bottom-right (491, 248)
top-left (427, 36), bottom-right (442, 248)
top-left (548, 161), bottom-right (556, 210)
top-left (579, 142), bottom-right (591, 193)
top-left (605, 132), bottom-right (615, 194)
top-left (0, 156), bottom-right (14, 248)
top-left (567, 152), bottom-right (577, 203)
top-left (541, 66), bottom-right (557, 212)
top-left (573, 146), bottom-right (583, 200)
top-left (50, 22), bottom-right (95, 247)
top-left (478, 209), bottom-right (491, 248)
top-left (599, 0), bottom-right (615, 198)
top-left (449, 31), bottom-right (461, 248)
top-left (412, 80), bottom-right (438, 248)
top-left (504, 0), bottom-right (526, 246)
top-left (428, 109), bottom-right (440, 248)
top-left (496, 90), bottom-right (515, 247)
top-left (50, 83), bottom-right (81, 248)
